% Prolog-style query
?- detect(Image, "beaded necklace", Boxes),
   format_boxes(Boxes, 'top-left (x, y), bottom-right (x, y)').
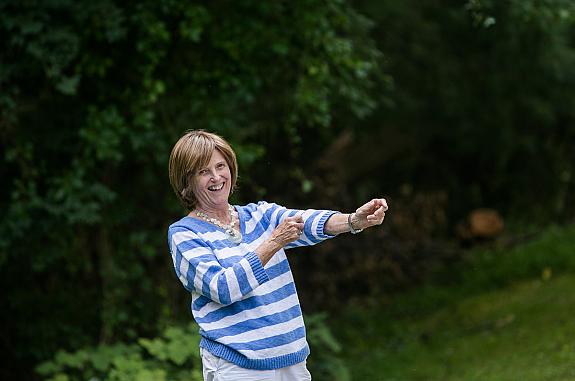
top-left (196, 204), bottom-right (243, 244)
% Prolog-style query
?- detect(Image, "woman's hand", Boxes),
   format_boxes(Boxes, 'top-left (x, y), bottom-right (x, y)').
top-left (323, 198), bottom-right (388, 235)
top-left (351, 198), bottom-right (388, 230)
top-left (255, 216), bottom-right (304, 266)
top-left (270, 215), bottom-right (305, 247)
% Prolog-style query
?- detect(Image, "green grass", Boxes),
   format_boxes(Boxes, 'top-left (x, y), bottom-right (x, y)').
top-left (334, 225), bottom-right (575, 381)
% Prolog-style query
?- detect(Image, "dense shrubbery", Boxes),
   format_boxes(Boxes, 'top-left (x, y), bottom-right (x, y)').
top-left (1, 0), bottom-right (574, 379)
top-left (36, 324), bottom-right (203, 381)
top-left (335, 0), bottom-right (575, 224)
top-left (292, 0), bottom-right (575, 309)
top-left (36, 315), bottom-right (348, 381)
top-left (0, 0), bottom-right (380, 378)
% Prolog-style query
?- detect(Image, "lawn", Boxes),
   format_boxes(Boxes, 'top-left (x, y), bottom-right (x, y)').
top-left (335, 225), bottom-right (575, 381)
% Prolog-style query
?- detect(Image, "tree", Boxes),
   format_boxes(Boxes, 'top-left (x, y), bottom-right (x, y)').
top-left (0, 0), bottom-right (383, 378)
top-left (350, 0), bottom-right (575, 223)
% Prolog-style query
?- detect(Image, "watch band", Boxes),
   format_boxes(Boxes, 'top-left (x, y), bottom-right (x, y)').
top-left (348, 213), bottom-right (364, 234)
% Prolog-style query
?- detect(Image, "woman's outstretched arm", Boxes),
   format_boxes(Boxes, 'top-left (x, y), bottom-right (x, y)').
top-left (324, 198), bottom-right (388, 235)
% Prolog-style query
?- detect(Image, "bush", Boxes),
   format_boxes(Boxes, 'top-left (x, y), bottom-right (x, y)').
top-left (36, 314), bottom-right (349, 381)
top-left (36, 323), bottom-right (202, 381)
top-left (306, 313), bottom-right (351, 381)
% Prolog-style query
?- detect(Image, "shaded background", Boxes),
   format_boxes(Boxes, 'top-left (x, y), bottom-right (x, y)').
top-left (1, 0), bottom-right (574, 380)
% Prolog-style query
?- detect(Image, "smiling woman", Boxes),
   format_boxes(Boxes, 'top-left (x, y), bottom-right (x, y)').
top-left (167, 130), bottom-right (389, 381)
top-left (192, 151), bottom-right (234, 216)
top-left (169, 131), bottom-right (238, 212)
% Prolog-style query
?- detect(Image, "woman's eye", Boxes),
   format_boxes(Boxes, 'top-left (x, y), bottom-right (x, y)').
top-left (217, 163), bottom-right (226, 169)
top-left (198, 169), bottom-right (207, 175)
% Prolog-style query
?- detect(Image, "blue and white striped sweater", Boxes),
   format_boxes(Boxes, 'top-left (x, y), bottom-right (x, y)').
top-left (168, 201), bottom-right (338, 370)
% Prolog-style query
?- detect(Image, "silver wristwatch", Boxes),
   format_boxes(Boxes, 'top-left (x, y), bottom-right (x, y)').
top-left (348, 213), bottom-right (363, 234)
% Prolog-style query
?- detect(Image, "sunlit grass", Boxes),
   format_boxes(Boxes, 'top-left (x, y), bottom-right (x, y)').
top-left (340, 274), bottom-right (575, 381)
top-left (335, 224), bottom-right (575, 381)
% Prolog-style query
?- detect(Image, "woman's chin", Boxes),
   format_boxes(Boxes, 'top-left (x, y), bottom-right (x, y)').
top-left (211, 192), bottom-right (230, 205)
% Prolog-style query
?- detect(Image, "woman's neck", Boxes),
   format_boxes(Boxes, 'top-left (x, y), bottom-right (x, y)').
top-left (193, 204), bottom-right (230, 223)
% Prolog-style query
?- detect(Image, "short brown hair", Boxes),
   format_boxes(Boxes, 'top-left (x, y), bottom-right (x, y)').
top-left (169, 130), bottom-right (238, 210)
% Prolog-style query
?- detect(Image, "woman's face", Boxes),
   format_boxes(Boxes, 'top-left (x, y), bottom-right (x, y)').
top-left (192, 149), bottom-right (232, 211)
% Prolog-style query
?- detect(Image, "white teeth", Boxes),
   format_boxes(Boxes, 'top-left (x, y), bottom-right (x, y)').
top-left (208, 183), bottom-right (224, 191)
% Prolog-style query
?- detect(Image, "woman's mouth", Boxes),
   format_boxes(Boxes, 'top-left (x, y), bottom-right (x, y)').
top-left (208, 183), bottom-right (225, 191)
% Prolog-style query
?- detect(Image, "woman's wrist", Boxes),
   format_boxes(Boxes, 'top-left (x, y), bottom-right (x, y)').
top-left (348, 212), bottom-right (364, 234)
top-left (255, 239), bottom-right (281, 266)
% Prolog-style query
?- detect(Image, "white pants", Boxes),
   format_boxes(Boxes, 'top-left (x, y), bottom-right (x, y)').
top-left (200, 347), bottom-right (312, 381)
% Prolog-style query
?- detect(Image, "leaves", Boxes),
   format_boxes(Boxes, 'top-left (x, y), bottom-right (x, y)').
top-left (36, 323), bottom-right (202, 381)
top-left (37, 318), bottom-right (345, 381)
top-left (305, 313), bottom-right (351, 381)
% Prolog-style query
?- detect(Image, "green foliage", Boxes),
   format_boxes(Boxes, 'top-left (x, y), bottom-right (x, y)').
top-left (36, 316), bottom-right (349, 381)
top-left (461, 224), bottom-right (575, 289)
top-left (306, 313), bottom-right (351, 381)
top-left (386, 224), bottom-right (575, 319)
top-left (340, 273), bottom-right (575, 381)
top-left (3, 0), bottom-right (575, 378)
top-left (138, 325), bottom-right (200, 366)
top-left (36, 323), bottom-right (203, 381)
top-left (334, 224), bottom-right (575, 380)
top-left (352, 0), bottom-right (575, 222)
top-left (0, 0), bottom-right (382, 378)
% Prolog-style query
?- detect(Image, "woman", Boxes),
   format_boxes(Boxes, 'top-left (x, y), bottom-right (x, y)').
top-left (168, 130), bottom-right (388, 380)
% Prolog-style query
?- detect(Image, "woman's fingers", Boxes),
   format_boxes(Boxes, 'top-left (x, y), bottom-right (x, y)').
top-left (277, 216), bottom-right (305, 241)
top-left (371, 198), bottom-right (388, 211)
top-left (358, 198), bottom-right (388, 217)
top-left (292, 221), bottom-right (304, 235)
top-left (285, 216), bottom-right (304, 230)
top-left (361, 198), bottom-right (388, 226)
top-left (367, 205), bottom-right (386, 223)
top-left (367, 206), bottom-right (384, 218)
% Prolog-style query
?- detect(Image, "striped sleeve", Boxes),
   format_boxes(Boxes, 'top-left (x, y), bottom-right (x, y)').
top-left (262, 202), bottom-right (339, 249)
top-left (168, 227), bottom-right (269, 305)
